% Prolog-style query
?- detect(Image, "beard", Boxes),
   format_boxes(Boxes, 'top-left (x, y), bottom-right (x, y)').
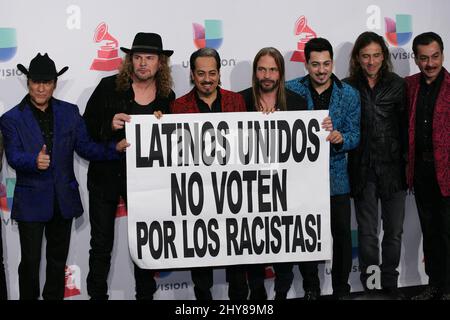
top-left (198, 81), bottom-right (217, 96)
top-left (258, 79), bottom-right (279, 93)
top-left (133, 68), bottom-right (155, 82)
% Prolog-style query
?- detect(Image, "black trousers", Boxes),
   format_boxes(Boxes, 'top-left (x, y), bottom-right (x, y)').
top-left (17, 211), bottom-right (73, 300)
top-left (246, 262), bottom-right (319, 299)
top-left (414, 159), bottom-right (450, 294)
top-left (355, 182), bottom-right (405, 290)
top-left (191, 265), bottom-right (248, 300)
top-left (86, 183), bottom-right (156, 300)
top-left (250, 195), bottom-right (352, 298)
top-left (0, 220), bottom-right (7, 300)
top-left (329, 194), bottom-right (352, 296)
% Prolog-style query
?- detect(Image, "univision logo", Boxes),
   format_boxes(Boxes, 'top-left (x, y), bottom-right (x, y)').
top-left (0, 178), bottom-right (16, 225)
top-left (384, 14), bottom-right (412, 47)
top-left (0, 28), bottom-right (17, 62)
top-left (193, 20), bottom-right (223, 49)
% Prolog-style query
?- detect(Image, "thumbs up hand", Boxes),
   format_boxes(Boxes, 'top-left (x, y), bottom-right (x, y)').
top-left (36, 144), bottom-right (50, 170)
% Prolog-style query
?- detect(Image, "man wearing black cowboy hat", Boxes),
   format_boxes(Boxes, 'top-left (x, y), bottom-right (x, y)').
top-left (83, 32), bottom-right (175, 300)
top-left (0, 53), bottom-right (129, 300)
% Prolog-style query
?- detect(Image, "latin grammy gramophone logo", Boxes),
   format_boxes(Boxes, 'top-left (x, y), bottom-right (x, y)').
top-left (116, 196), bottom-right (127, 218)
top-left (90, 22), bottom-right (122, 71)
top-left (64, 265), bottom-right (81, 298)
top-left (290, 16), bottom-right (317, 63)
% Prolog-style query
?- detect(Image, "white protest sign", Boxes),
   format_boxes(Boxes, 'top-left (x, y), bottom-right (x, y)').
top-left (126, 111), bottom-right (331, 269)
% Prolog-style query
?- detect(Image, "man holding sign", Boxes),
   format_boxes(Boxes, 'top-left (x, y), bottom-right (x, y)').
top-left (83, 32), bottom-right (175, 300)
top-left (170, 47), bottom-right (248, 300)
top-left (286, 37), bottom-right (360, 299)
top-left (126, 47), bottom-right (334, 302)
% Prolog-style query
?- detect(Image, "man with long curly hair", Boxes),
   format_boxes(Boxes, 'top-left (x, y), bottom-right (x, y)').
top-left (83, 32), bottom-right (175, 300)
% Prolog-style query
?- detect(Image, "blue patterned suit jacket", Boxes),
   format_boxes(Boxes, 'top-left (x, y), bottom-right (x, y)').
top-left (0, 96), bottom-right (119, 222)
top-left (286, 75), bottom-right (361, 196)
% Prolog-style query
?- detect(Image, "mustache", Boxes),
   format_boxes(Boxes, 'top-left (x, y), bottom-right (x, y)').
top-left (260, 80), bottom-right (276, 84)
top-left (200, 81), bottom-right (214, 86)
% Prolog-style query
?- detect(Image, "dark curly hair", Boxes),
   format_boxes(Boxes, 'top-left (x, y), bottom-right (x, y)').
top-left (348, 31), bottom-right (392, 81)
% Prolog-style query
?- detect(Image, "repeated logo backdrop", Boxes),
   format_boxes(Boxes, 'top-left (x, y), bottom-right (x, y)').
top-left (0, 0), bottom-right (448, 299)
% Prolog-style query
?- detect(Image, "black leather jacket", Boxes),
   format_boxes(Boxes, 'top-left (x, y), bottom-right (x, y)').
top-left (83, 75), bottom-right (174, 196)
top-left (344, 72), bottom-right (408, 198)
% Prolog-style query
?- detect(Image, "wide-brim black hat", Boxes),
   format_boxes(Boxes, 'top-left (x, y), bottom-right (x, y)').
top-left (120, 32), bottom-right (173, 57)
top-left (17, 53), bottom-right (68, 81)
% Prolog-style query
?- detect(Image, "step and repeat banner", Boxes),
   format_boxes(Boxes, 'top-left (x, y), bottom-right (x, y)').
top-left (0, 0), bottom-right (449, 299)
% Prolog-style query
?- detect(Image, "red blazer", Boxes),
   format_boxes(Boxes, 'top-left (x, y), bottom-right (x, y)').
top-left (406, 68), bottom-right (450, 196)
top-left (170, 88), bottom-right (246, 114)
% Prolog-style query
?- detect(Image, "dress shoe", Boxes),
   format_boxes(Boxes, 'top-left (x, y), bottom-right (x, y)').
top-left (332, 293), bottom-right (350, 300)
top-left (274, 291), bottom-right (287, 300)
top-left (411, 286), bottom-right (440, 300)
top-left (249, 288), bottom-right (267, 300)
top-left (382, 287), bottom-right (406, 300)
top-left (303, 290), bottom-right (320, 300)
top-left (440, 293), bottom-right (450, 300)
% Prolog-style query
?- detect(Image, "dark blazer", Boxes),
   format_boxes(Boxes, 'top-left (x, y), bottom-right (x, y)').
top-left (83, 75), bottom-right (175, 195)
top-left (0, 96), bottom-right (119, 222)
top-left (286, 75), bottom-right (361, 196)
top-left (406, 68), bottom-right (450, 196)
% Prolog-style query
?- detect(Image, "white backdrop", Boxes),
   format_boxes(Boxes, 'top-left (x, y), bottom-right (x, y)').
top-left (0, 0), bottom-right (449, 299)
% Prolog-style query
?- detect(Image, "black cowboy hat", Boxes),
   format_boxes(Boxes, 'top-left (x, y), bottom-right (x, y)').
top-left (120, 32), bottom-right (173, 57)
top-left (17, 53), bottom-right (68, 81)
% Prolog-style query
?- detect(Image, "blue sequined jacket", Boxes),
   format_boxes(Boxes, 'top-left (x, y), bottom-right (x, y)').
top-left (286, 74), bottom-right (361, 196)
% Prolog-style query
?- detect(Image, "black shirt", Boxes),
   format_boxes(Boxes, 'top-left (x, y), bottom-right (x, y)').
top-left (195, 89), bottom-right (222, 113)
top-left (29, 97), bottom-right (54, 155)
top-left (121, 91), bottom-right (176, 176)
top-left (310, 80), bottom-right (333, 110)
top-left (128, 91), bottom-right (174, 115)
top-left (238, 87), bottom-right (307, 112)
top-left (415, 69), bottom-right (445, 155)
top-left (129, 100), bottom-right (156, 115)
